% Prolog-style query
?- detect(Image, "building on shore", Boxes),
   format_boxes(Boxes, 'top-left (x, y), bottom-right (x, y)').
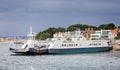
top-left (52, 28), bottom-right (120, 40)
top-left (90, 28), bottom-right (119, 40)
top-left (82, 28), bottom-right (95, 40)
top-left (90, 30), bottom-right (110, 40)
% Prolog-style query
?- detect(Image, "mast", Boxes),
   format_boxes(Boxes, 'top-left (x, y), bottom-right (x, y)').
top-left (27, 26), bottom-right (35, 40)
top-left (30, 26), bottom-right (32, 35)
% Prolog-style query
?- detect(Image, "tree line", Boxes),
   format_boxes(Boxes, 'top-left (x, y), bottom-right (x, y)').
top-left (36, 23), bottom-right (120, 40)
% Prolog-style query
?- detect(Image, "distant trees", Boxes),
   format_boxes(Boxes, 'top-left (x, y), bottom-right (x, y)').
top-left (98, 23), bottom-right (116, 30)
top-left (67, 24), bottom-right (97, 31)
top-left (115, 33), bottom-right (120, 39)
top-left (37, 32), bottom-right (50, 40)
top-left (67, 24), bottom-right (82, 31)
top-left (35, 23), bottom-right (118, 40)
top-left (56, 27), bottom-right (66, 32)
top-left (35, 27), bottom-right (66, 40)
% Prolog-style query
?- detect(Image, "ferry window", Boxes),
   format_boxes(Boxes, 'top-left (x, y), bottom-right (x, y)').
top-left (76, 44), bottom-right (78, 46)
top-left (69, 44), bottom-right (71, 46)
top-left (94, 44), bottom-right (97, 45)
top-left (90, 44), bottom-right (92, 45)
top-left (64, 44), bottom-right (66, 46)
top-left (71, 44), bottom-right (73, 46)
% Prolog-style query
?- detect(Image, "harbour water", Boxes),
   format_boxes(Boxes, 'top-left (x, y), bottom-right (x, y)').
top-left (0, 42), bottom-right (120, 70)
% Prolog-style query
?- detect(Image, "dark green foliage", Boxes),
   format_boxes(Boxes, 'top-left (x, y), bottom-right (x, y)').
top-left (98, 24), bottom-right (106, 30)
top-left (98, 23), bottom-right (116, 30)
top-left (118, 26), bottom-right (120, 28)
top-left (36, 27), bottom-right (66, 40)
top-left (56, 27), bottom-right (66, 32)
top-left (67, 24), bottom-right (82, 31)
top-left (117, 33), bottom-right (120, 37)
top-left (115, 33), bottom-right (120, 39)
top-left (35, 32), bottom-right (42, 40)
top-left (39, 32), bottom-right (50, 40)
top-left (43, 28), bottom-right (57, 38)
top-left (89, 26), bottom-right (98, 30)
top-left (44, 27), bottom-right (66, 38)
top-left (67, 24), bottom-right (96, 31)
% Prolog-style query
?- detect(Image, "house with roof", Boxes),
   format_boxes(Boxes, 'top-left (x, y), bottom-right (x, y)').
top-left (90, 28), bottom-right (119, 40)
top-left (109, 28), bottom-right (119, 39)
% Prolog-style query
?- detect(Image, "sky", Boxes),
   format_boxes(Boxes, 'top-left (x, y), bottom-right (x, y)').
top-left (0, 0), bottom-right (120, 36)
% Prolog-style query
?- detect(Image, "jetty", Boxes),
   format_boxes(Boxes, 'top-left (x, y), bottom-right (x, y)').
top-left (0, 38), bottom-right (10, 42)
top-left (110, 40), bottom-right (120, 50)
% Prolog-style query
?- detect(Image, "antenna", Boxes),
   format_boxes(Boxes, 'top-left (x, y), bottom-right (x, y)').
top-left (30, 26), bottom-right (32, 35)
top-left (27, 26), bottom-right (35, 40)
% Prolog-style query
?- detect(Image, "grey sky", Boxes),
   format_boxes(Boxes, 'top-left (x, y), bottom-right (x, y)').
top-left (0, 0), bottom-right (120, 36)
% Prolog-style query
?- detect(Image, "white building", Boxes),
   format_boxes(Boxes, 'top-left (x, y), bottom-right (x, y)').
top-left (53, 30), bottom-right (86, 40)
top-left (90, 29), bottom-right (119, 40)
top-left (90, 30), bottom-right (111, 40)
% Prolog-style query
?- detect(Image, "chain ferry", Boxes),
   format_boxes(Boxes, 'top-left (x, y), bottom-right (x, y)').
top-left (47, 30), bottom-right (112, 54)
top-left (10, 28), bottom-right (112, 54)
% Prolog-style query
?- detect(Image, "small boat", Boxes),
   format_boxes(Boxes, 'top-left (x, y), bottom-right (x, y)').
top-left (9, 40), bottom-right (48, 54)
top-left (9, 48), bottom-right (27, 53)
top-left (9, 27), bottom-right (48, 54)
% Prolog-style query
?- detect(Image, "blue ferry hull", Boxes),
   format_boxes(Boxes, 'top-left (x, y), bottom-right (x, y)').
top-left (48, 47), bottom-right (112, 54)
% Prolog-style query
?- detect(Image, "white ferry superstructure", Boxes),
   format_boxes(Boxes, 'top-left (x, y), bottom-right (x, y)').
top-left (48, 30), bottom-right (112, 54)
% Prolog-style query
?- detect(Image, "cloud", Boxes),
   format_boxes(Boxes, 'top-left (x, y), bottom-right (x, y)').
top-left (0, 0), bottom-right (120, 36)
top-left (0, 0), bottom-right (120, 14)
top-left (24, 0), bottom-right (120, 14)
